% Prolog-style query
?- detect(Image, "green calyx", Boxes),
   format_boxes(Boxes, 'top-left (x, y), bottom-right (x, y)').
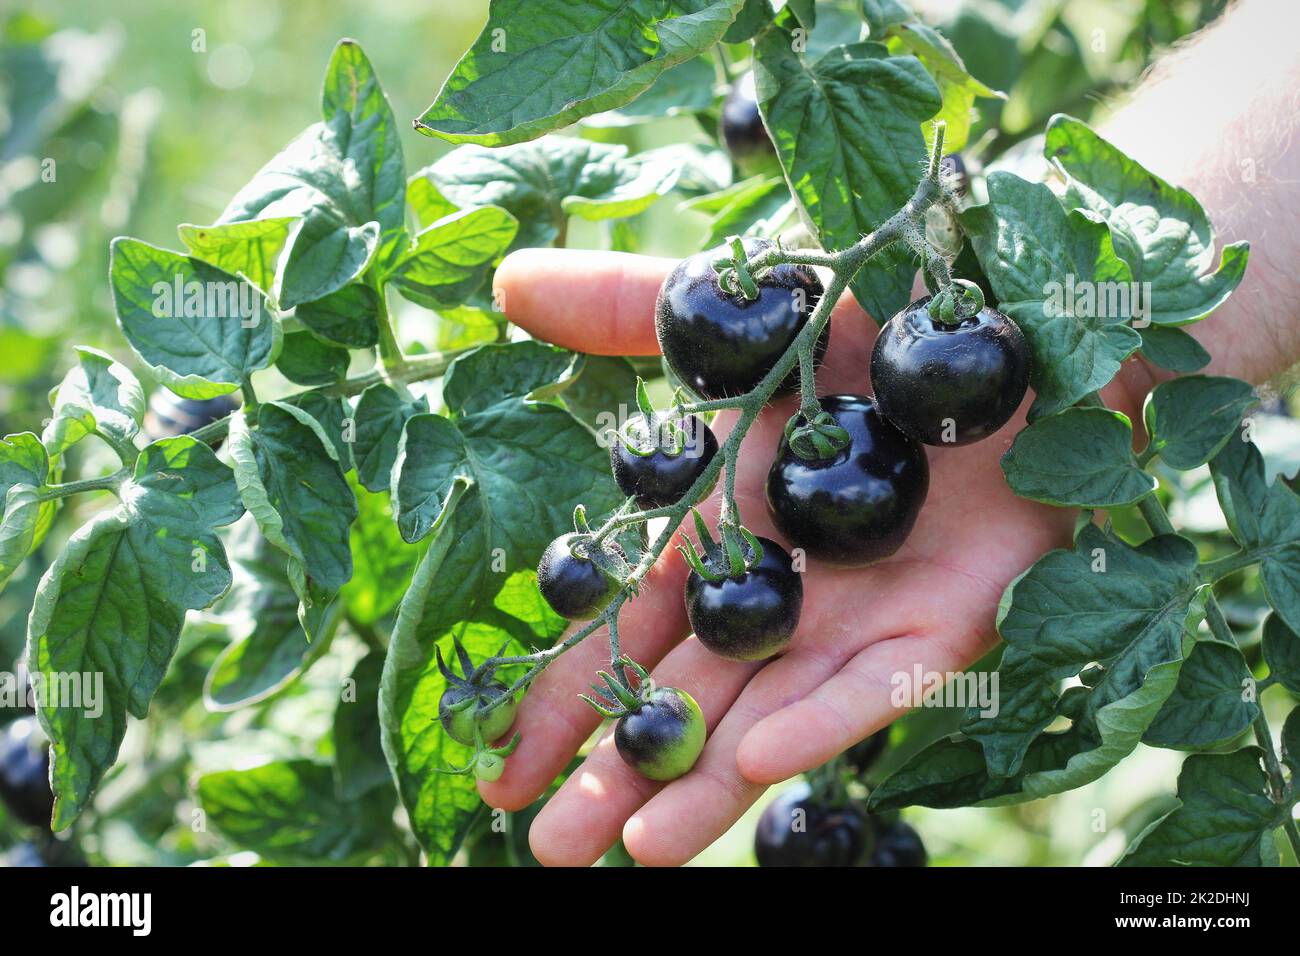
top-left (615, 378), bottom-right (692, 459)
top-left (675, 508), bottom-right (764, 582)
top-left (784, 406), bottom-right (851, 462)
top-left (926, 278), bottom-right (985, 327)
top-left (579, 656), bottom-right (654, 719)
top-left (712, 234), bottom-right (768, 300)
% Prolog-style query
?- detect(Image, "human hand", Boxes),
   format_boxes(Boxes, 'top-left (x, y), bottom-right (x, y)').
top-left (479, 247), bottom-right (1152, 866)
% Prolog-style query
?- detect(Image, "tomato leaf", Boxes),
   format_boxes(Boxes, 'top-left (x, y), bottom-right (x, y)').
top-left (1142, 641), bottom-right (1260, 750)
top-left (177, 217), bottom-right (300, 299)
top-left (390, 206), bottom-right (518, 309)
top-left (43, 346), bottom-right (144, 458)
top-left (413, 0), bottom-right (746, 146)
top-left (1001, 406), bottom-right (1155, 508)
top-left (1143, 375), bottom-right (1257, 471)
top-left (962, 172), bottom-right (1140, 418)
top-left (27, 437), bottom-right (244, 828)
top-left (275, 330), bottom-right (350, 387)
top-left (753, 28), bottom-right (940, 323)
top-left (352, 384), bottom-right (429, 494)
top-left (1119, 749), bottom-right (1282, 866)
top-left (197, 759), bottom-right (394, 863)
top-left (110, 238), bottom-right (279, 399)
top-left (1138, 324), bottom-right (1210, 373)
top-left (1045, 115), bottom-right (1250, 327)
top-left (227, 402), bottom-right (358, 637)
top-left (293, 282), bottom-right (379, 349)
top-left (1261, 613), bottom-right (1300, 696)
top-left (1209, 430), bottom-right (1300, 636)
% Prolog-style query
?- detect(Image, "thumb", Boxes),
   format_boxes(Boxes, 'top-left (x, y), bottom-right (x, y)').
top-left (492, 248), bottom-right (673, 356)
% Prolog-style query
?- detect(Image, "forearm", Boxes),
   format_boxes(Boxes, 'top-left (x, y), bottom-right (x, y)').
top-left (1100, 0), bottom-right (1300, 392)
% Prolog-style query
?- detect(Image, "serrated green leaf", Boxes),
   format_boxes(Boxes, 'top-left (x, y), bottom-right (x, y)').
top-left (584, 54), bottom-right (717, 127)
top-left (197, 759), bottom-right (394, 863)
top-left (414, 0), bottom-right (746, 146)
top-left (227, 402), bottom-right (358, 635)
top-left (423, 138), bottom-right (670, 251)
top-left (391, 206), bottom-right (518, 309)
top-left (293, 283), bottom-right (379, 349)
top-left (203, 522), bottom-right (343, 711)
top-left (1144, 375), bottom-right (1257, 471)
top-left (321, 39), bottom-right (406, 269)
top-left (1138, 324), bottom-right (1210, 373)
top-left (1209, 431), bottom-right (1300, 636)
top-left (178, 217), bottom-right (300, 299)
top-left (1045, 115), bottom-right (1249, 327)
top-left (964, 525), bottom-right (1201, 778)
top-left (1282, 708), bottom-right (1300, 775)
top-left (1262, 613), bottom-right (1300, 696)
top-left (341, 476), bottom-right (425, 626)
top-left (963, 172), bottom-right (1140, 417)
top-left (753, 30), bottom-right (940, 322)
top-left (110, 238), bottom-right (279, 399)
top-left (1119, 749), bottom-right (1281, 866)
top-left (394, 343), bottom-right (619, 546)
top-left (1002, 406), bottom-right (1155, 507)
top-left (1143, 641), bottom-right (1260, 749)
top-left (0, 433), bottom-right (53, 591)
top-left (28, 437), bottom-right (244, 828)
top-left (275, 330), bottom-right (350, 387)
top-left (351, 384), bottom-right (429, 493)
top-left (43, 347), bottom-right (144, 458)
top-left (883, 19), bottom-right (1001, 152)
top-left (334, 651), bottom-right (390, 800)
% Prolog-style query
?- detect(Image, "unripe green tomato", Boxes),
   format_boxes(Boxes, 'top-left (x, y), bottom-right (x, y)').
top-left (474, 752), bottom-right (505, 782)
top-left (439, 682), bottom-right (519, 746)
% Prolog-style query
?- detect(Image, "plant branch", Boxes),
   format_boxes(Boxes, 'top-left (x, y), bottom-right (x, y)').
top-left (37, 469), bottom-right (131, 501)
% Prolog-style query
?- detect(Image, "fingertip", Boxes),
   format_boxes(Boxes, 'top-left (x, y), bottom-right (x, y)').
top-left (622, 814), bottom-right (690, 868)
top-left (475, 774), bottom-right (536, 813)
top-left (734, 725), bottom-right (791, 785)
top-left (492, 248), bottom-right (670, 356)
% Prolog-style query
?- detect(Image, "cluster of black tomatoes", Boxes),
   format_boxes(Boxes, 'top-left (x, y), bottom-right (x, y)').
top-left (755, 733), bottom-right (927, 868)
top-left (526, 235), bottom-right (1029, 784)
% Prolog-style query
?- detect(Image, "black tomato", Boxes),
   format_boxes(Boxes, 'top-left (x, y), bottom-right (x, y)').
top-left (766, 394), bottom-right (928, 567)
top-left (614, 686), bottom-right (707, 782)
top-left (610, 413), bottom-right (718, 509)
top-left (871, 296), bottom-right (1030, 446)
top-left (754, 783), bottom-right (873, 867)
top-left (720, 72), bottom-right (773, 162)
top-left (143, 390), bottom-right (240, 442)
top-left (0, 716), bottom-right (54, 829)
top-left (537, 534), bottom-right (622, 621)
top-left (868, 819), bottom-right (928, 867)
top-left (655, 237), bottom-right (825, 401)
top-left (685, 535), bottom-right (802, 661)
top-left (844, 730), bottom-right (889, 774)
top-left (940, 153), bottom-right (969, 197)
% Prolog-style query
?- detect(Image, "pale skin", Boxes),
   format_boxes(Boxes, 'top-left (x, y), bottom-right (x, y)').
top-left (479, 0), bottom-right (1300, 866)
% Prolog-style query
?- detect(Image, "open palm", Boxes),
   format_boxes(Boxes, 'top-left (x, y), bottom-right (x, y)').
top-left (478, 247), bottom-right (1145, 866)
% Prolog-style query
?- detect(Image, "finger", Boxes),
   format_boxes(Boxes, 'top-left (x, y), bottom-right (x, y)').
top-left (476, 550), bottom-right (690, 811)
top-left (494, 248), bottom-right (674, 356)
top-left (735, 615), bottom-right (1000, 785)
top-left (526, 638), bottom-right (759, 867)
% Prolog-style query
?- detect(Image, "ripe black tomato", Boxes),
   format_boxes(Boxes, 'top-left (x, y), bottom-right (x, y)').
top-left (685, 535), bottom-right (802, 662)
top-left (870, 296), bottom-right (1030, 446)
top-left (0, 717), bottom-right (53, 829)
top-left (766, 394), bottom-right (928, 567)
top-left (720, 72), bottom-right (772, 162)
top-left (438, 681), bottom-right (519, 747)
top-left (754, 783), bottom-right (872, 867)
top-left (610, 413), bottom-right (718, 509)
top-left (614, 686), bottom-right (706, 782)
top-left (655, 238), bottom-right (825, 401)
top-left (537, 534), bottom-right (622, 620)
top-left (868, 819), bottom-right (928, 867)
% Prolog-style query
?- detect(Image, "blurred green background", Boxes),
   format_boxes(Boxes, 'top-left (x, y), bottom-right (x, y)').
top-left (7, 0), bottom-right (1292, 868)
